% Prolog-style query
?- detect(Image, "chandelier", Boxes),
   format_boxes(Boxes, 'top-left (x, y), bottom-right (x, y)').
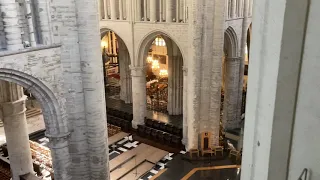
top-left (151, 60), bottom-right (160, 69)
top-left (147, 56), bottom-right (153, 63)
top-left (159, 69), bottom-right (168, 77)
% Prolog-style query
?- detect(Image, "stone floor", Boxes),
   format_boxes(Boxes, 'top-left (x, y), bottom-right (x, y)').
top-left (155, 153), bottom-right (240, 180)
top-left (106, 98), bottom-right (183, 128)
top-left (0, 114), bottom-right (45, 145)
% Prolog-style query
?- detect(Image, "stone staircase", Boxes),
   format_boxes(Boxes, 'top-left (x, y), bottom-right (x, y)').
top-left (26, 108), bottom-right (42, 119)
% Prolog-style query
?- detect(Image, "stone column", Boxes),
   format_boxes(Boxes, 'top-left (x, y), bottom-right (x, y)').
top-left (186, 0), bottom-right (225, 150)
top-left (237, 0), bottom-right (249, 121)
top-left (46, 133), bottom-right (71, 180)
top-left (17, 0), bottom-right (29, 44)
top-left (136, 0), bottom-right (142, 20)
top-left (166, 0), bottom-right (172, 22)
top-left (231, 0), bottom-right (237, 18)
top-left (223, 57), bottom-right (241, 130)
top-left (34, 0), bottom-right (52, 45)
top-left (182, 67), bottom-right (188, 145)
top-left (25, 0), bottom-right (36, 47)
top-left (175, 0), bottom-right (179, 22)
top-left (143, 0), bottom-right (147, 21)
top-left (110, 0), bottom-right (117, 20)
top-left (0, 81), bottom-right (33, 180)
top-left (119, 48), bottom-right (132, 104)
top-left (241, 0), bottom-right (309, 178)
top-left (119, 0), bottom-right (123, 20)
top-left (150, 0), bottom-right (157, 22)
top-left (131, 66), bottom-right (146, 128)
top-left (0, 0), bottom-right (24, 51)
top-left (75, 0), bottom-right (109, 178)
top-left (167, 51), bottom-right (183, 115)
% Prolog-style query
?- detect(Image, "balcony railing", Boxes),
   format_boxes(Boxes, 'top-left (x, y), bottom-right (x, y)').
top-left (100, 0), bottom-right (188, 23)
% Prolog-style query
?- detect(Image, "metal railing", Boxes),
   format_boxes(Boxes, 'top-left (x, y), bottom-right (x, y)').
top-left (298, 168), bottom-right (308, 180)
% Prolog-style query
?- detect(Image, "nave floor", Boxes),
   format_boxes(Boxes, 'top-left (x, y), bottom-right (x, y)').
top-left (107, 133), bottom-right (175, 180)
top-left (106, 98), bottom-right (183, 128)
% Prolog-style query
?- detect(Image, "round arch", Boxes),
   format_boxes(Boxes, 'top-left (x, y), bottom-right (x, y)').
top-left (224, 26), bottom-right (239, 57)
top-left (0, 68), bottom-right (71, 179)
top-left (0, 68), bottom-right (69, 136)
top-left (137, 30), bottom-right (185, 67)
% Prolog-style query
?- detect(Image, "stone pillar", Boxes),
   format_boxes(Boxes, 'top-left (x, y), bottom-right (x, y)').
top-left (0, 81), bottom-right (33, 180)
top-left (46, 133), bottom-right (71, 180)
top-left (237, 0), bottom-right (249, 121)
top-left (223, 57), bottom-right (241, 130)
top-left (175, 0), bottom-right (179, 22)
top-left (0, 0), bottom-right (24, 51)
top-left (119, 47), bottom-right (132, 104)
top-left (143, 0), bottom-right (147, 21)
top-left (25, 0), bottom-right (36, 47)
top-left (167, 47), bottom-right (183, 115)
top-left (75, 0), bottom-right (109, 178)
top-left (166, 0), bottom-right (172, 22)
top-left (119, 0), bottom-right (123, 20)
top-left (131, 66), bottom-right (146, 128)
top-left (231, 0), bottom-right (237, 18)
top-left (17, 0), bottom-right (29, 44)
top-left (110, 0), bottom-right (117, 20)
top-left (150, 0), bottom-right (157, 22)
top-left (186, 0), bottom-right (225, 150)
top-left (136, 0), bottom-right (142, 20)
top-left (182, 67), bottom-right (188, 145)
top-left (34, 0), bottom-right (52, 45)
top-left (241, 0), bottom-right (309, 178)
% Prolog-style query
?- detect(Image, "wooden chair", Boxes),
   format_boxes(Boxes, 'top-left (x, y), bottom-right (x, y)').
top-left (189, 149), bottom-right (200, 158)
top-left (213, 146), bottom-right (224, 156)
top-left (200, 132), bottom-right (214, 156)
top-left (229, 150), bottom-right (241, 161)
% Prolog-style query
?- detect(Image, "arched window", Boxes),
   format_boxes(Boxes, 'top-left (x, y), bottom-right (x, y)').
top-left (153, 37), bottom-right (166, 46)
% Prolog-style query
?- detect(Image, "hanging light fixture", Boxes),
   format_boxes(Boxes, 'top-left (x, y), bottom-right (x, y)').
top-left (159, 69), bottom-right (168, 77)
top-left (147, 56), bottom-right (153, 63)
top-left (151, 60), bottom-right (160, 69)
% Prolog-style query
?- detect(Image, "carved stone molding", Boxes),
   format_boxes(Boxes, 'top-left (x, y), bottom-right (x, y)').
top-left (45, 132), bottom-right (71, 149)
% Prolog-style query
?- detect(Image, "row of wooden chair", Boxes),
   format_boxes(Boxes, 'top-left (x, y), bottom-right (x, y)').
top-left (107, 108), bottom-right (133, 121)
top-left (107, 124), bottom-right (121, 137)
top-left (145, 118), bottom-right (182, 137)
top-left (137, 125), bottom-right (182, 147)
top-left (107, 115), bottom-right (131, 132)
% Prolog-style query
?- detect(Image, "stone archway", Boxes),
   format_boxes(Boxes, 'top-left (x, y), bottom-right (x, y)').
top-left (100, 28), bottom-right (133, 104)
top-left (0, 68), bottom-right (70, 180)
top-left (222, 26), bottom-right (241, 130)
top-left (133, 30), bottom-right (187, 144)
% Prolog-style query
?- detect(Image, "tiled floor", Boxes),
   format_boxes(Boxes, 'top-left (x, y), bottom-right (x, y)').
top-left (106, 98), bottom-right (183, 128)
top-left (108, 134), bottom-right (173, 180)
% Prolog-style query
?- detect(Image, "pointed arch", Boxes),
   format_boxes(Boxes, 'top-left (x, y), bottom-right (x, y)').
top-left (224, 26), bottom-right (239, 57)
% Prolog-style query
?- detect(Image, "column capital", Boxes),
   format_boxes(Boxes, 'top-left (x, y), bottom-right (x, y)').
top-left (130, 66), bottom-right (146, 77)
top-left (0, 96), bottom-right (27, 117)
top-left (45, 132), bottom-right (71, 149)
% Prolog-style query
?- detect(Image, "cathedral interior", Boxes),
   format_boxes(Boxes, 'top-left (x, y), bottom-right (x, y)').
top-left (0, 0), bottom-right (318, 180)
